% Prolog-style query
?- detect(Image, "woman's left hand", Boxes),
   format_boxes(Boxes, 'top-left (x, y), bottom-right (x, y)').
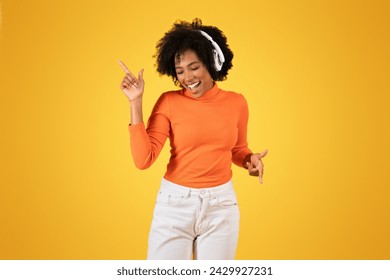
top-left (246, 149), bottom-right (268, 184)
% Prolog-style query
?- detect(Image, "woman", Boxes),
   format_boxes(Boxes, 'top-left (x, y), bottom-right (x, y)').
top-left (118, 18), bottom-right (268, 260)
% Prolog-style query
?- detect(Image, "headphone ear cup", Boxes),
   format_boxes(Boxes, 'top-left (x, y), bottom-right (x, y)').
top-left (213, 49), bottom-right (223, 71)
top-left (199, 30), bottom-right (225, 72)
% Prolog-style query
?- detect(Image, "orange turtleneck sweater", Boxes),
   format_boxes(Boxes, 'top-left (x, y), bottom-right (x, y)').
top-left (128, 83), bottom-right (252, 188)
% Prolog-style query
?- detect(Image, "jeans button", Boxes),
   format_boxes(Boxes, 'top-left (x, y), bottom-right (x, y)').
top-left (200, 190), bottom-right (205, 195)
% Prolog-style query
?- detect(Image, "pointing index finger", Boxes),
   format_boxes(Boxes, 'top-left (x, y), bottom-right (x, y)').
top-left (118, 60), bottom-right (131, 74)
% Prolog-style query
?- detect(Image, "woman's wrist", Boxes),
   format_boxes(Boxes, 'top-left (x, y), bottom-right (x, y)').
top-left (129, 98), bottom-right (143, 125)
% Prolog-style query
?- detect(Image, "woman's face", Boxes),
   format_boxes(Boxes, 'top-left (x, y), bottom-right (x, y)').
top-left (175, 49), bottom-right (214, 98)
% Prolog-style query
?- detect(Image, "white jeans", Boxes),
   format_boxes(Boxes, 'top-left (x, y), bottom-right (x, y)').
top-left (147, 178), bottom-right (240, 260)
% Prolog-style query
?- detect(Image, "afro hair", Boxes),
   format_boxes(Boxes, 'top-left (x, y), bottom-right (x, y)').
top-left (154, 18), bottom-right (234, 86)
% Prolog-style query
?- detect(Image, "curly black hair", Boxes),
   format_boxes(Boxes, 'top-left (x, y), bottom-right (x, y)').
top-left (154, 18), bottom-right (234, 86)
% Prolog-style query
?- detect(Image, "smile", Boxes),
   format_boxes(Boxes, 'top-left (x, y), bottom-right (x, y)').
top-left (188, 81), bottom-right (200, 91)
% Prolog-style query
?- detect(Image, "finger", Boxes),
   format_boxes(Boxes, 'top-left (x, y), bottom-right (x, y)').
top-left (259, 149), bottom-right (268, 158)
top-left (256, 160), bottom-right (264, 172)
top-left (138, 69), bottom-right (144, 81)
top-left (120, 80), bottom-right (131, 89)
top-left (123, 76), bottom-right (137, 86)
top-left (257, 163), bottom-right (264, 184)
top-left (127, 72), bottom-right (138, 82)
top-left (119, 61), bottom-right (138, 82)
top-left (258, 167), bottom-right (264, 183)
top-left (255, 162), bottom-right (263, 173)
top-left (123, 76), bottom-right (138, 88)
top-left (248, 166), bottom-right (257, 172)
top-left (122, 77), bottom-right (137, 88)
top-left (248, 167), bottom-right (259, 175)
top-left (118, 60), bottom-right (131, 74)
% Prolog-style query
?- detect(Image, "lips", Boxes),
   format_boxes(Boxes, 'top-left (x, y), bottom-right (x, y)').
top-left (187, 81), bottom-right (200, 91)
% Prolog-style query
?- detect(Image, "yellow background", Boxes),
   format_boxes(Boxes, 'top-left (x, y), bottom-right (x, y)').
top-left (0, 0), bottom-right (389, 259)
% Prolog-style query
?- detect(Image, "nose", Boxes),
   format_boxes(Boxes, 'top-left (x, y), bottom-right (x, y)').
top-left (183, 70), bottom-right (194, 83)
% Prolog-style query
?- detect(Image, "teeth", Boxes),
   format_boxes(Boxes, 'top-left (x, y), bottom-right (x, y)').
top-left (188, 81), bottom-right (200, 90)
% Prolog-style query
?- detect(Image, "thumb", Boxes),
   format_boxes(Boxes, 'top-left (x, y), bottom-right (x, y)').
top-left (259, 149), bottom-right (268, 158)
top-left (138, 69), bottom-right (144, 81)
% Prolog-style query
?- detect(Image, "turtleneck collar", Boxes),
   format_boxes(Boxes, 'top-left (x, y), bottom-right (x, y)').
top-left (182, 83), bottom-right (219, 101)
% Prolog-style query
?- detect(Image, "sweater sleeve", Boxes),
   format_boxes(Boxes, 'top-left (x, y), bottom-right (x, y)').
top-left (231, 94), bottom-right (253, 167)
top-left (128, 94), bottom-right (170, 169)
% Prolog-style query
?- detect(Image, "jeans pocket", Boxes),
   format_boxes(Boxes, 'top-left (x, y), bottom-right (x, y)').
top-left (215, 191), bottom-right (239, 207)
top-left (155, 190), bottom-right (188, 206)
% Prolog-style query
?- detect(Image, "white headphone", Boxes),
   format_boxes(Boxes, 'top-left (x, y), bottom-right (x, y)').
top-left (199, 30), bottom-right (225, 71)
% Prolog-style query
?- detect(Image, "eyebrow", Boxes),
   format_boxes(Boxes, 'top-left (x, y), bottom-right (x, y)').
top-left (175, 61), bottom-right (200, 69)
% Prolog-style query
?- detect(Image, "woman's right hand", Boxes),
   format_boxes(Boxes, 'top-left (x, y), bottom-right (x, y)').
top-left (118, 60), bottom-right (144, 102)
